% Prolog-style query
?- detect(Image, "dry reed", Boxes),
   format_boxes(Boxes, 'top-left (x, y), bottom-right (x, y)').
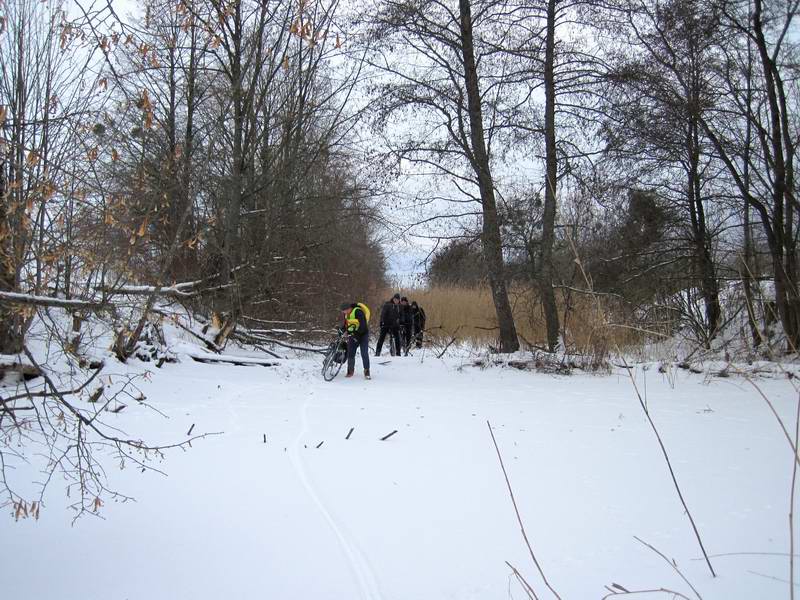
top-left (374, 284), bottom-right (646, 354)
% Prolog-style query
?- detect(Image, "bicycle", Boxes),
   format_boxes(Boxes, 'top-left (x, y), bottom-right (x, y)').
top-left (322, 329), bottom-right (349, 381)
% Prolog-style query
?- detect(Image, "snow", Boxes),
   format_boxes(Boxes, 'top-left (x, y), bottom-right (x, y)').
top-left (1, 345), bottom-right (798, 599)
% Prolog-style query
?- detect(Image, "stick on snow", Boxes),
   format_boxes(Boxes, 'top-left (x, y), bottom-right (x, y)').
top-left (187, 423), bottom-right (195, 436)
top-left (346, 427), bottom-right (354, 440)
top-left (488, 420), bottom-right (562, 600)
top-left (316, 441), bottom-right (324, 449)
top-left (380, 430), bottom-right (398, 441)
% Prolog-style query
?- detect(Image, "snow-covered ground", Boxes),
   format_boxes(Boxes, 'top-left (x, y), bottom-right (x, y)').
top-left (2, 348), bottom-right (798, 599)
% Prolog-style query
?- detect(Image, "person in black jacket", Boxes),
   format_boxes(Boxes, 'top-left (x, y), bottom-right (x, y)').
top-left (410, 301), bottom-right (426, 348)
top-left (399, 296), bottom-right (413, 355)
top-left (340, 302), bottom-right (370, 379)
top-left (375, 293), bottom-right (402, 357)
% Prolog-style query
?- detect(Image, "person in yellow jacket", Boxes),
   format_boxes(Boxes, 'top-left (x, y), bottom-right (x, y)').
top-left (339, 302), bottom-right (371, 379)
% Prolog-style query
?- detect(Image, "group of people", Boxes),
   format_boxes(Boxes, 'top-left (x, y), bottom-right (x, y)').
top-left (338, 293), bottom-right (427, 379)
top-left (375, 293), bottom-right (426, 357)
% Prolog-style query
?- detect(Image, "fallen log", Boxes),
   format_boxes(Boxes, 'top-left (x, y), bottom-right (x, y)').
top-left (186, 351), bottom-right (280, 367)
top-left (0, 356), bottom-right (41, 379)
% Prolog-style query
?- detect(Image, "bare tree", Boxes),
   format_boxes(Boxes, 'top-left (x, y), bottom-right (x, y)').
top-left (695, 0), bottom-right (800, 350)
top-left (598, 0), bottom-right (726, 346)
top-left (367, 0), bottom-right (520, 352)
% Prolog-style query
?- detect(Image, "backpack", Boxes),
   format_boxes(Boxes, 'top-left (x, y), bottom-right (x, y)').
top-left (355, 302), bottom-right (371, 323)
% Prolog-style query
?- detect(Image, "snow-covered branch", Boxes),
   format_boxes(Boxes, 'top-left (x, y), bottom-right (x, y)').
top-left (0, 291), bottom-right (110, 311)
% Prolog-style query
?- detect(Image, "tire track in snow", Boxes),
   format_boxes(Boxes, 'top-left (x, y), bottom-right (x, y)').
top-left (288, 391), bottom-right (383, 600)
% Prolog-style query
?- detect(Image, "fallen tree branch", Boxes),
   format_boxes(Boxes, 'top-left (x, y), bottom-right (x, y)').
top-left (232, 330), bottom-right (326, 354)
top-left (0, 291), bottom-right (110, 311)
top-left (152, 308), bottom-right (222, 353)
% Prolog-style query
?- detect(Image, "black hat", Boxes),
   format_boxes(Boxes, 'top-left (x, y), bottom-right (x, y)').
top-left (401, 296), bottom-right (408, 302)
top-left (339, 302), bottom-right (352, 311)
top-left (393, 293), bottom-right (401, 300)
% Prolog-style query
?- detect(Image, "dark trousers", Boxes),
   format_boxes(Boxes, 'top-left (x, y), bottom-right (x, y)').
top-left (401, 324), bottom-right (412, 354)
top-left (375, 326), bottom-right (401, 356)
top-left (347, 334), bottom-right (370, 373)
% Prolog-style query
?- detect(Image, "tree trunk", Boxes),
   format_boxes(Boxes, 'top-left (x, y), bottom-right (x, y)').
top-left (180, 19), bottom-right (198, 278)
top-left (687, 116), bottom-right (720, 344)
top-left (741, 38), bottom-right (760, 347)
top-left (753, 0), bottom-right (800, 350)
top-left (458, 0), bottom-right (519, 353)
top-left (0, 160), bottom-right (22, 354)
top-left (223, 1), bottom-right (245, 289)
top-left (539, 0), bottom-right (560, 352)
top-left (0, 15), bottom-right (27, 355)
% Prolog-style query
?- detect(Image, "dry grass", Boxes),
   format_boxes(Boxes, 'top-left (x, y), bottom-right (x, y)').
top-left (376, 284), bottom-right (646, 355)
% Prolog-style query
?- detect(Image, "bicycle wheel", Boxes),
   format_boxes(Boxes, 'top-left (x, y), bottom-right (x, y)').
top-left (322, 341), bottom-right (345, 382)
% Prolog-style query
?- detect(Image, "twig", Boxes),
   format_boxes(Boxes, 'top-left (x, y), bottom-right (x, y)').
top-left (622, 361), bottom-right (716, 578)
top-left (633, 536), bottom-right (703, 600)
top-left (437, 326), bottom-right (462, 359)
top-left (316, 441), bottom-right (324, 449)
top-left (346, 427), bottom-right (354, 440)
top-left (22, 346), bottom-right (221, 452)
top-left (747, 570), bottom-right (800, 586)
top-left (380, 430), bottom-right (398, 441)
top-left (487, 421), bottom-right (562, 600)
top-left (736, 372), bottom-right (800, 468)
top-left (601, 587), bottom-right (693, 599)
top-left (696, 552), bottom-right (800, 559)
top-left (187, 424), bottom-right (195, 436)
top-left (505, 561), bottom-right (540, 599)
top-left (791, 393), bottom-right (800, 599)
